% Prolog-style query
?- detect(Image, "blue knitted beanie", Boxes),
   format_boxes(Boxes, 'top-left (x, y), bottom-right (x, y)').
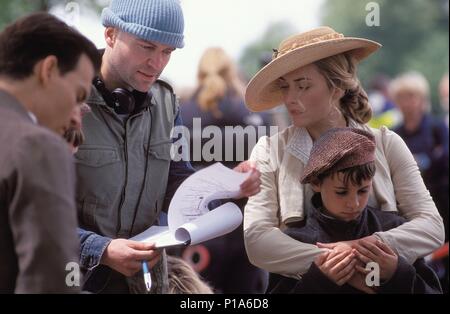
top-left (101, 0), bottom-right (185, 48)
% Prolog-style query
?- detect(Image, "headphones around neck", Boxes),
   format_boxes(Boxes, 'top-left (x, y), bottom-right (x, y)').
top-left (93, 77), bottom-right (151, 115)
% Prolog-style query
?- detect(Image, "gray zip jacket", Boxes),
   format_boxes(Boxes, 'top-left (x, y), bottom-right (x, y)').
top-left (75, 80), bottom-right (180, 293)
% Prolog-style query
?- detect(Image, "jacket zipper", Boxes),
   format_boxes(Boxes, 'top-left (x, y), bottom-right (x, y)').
top-left (115, 111), bottom-right (147, 237)
top-left (115, 117), bottom-right (128, 236)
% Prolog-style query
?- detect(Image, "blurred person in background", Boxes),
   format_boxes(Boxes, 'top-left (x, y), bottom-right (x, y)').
top-left (367, 74), bottom-right (402, 129)
top-left (181, 46), bottom-right (272, 168)
top-left (390, 71), bottom-right (448, 241)
top-left (390, 72), bottom-right (449, 292)
top-left (439, 73), bottom-right (449, 127)
top-left (167, 255), bottom-right (213, 294)
top-left (176, 47), bottom-right (269, 293)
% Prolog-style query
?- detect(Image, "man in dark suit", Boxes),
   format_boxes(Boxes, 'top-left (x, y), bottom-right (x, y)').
top-left (0, 13), bottom-right (100, 293)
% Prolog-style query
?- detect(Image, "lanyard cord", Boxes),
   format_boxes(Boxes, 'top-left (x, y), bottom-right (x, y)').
top-left (128, 107), bottom-right (153, 238)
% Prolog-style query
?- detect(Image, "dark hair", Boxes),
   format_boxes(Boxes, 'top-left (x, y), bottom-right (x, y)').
top-left (0, 12), bottom-right (101, 79)
top-left (315, 162), bottom-right (376, 187)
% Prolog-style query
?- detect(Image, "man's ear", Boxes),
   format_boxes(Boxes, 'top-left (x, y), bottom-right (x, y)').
top-left (36, 55), bottom-right (58, 87)
top-left (105, 27), bottom-right (117, 48)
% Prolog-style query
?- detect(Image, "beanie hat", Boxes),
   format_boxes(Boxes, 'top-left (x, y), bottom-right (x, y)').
top-left (301, 128), bottom-right (376, 184)
top-left (101, 0), bottom-right (185, 48)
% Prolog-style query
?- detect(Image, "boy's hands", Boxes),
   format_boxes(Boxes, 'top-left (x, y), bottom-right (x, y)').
top-left (315, 236), bottom-right (397, 292)
top-left (314, 249), bottom-right (357, 286)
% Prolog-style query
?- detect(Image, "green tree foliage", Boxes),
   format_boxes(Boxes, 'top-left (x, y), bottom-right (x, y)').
top-left (322, 0), bottom-right (449, 110)
top-left (239, 21), bottom-right (297, 81)
top-left (0, 0), bottom-right (104, 30)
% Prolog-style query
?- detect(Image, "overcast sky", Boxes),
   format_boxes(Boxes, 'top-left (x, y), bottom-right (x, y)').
top-left (52, 0), bottom-right (325, 91)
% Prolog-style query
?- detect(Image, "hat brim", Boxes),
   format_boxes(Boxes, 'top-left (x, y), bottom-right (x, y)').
top-left (245, 38), bottom-right (381, 112)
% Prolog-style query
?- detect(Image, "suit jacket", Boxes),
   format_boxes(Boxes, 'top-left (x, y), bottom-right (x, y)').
top-left (0, 89), bottom-right (80, 293)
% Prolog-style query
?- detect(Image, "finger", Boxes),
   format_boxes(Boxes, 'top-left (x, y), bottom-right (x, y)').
top-left (354, 243), bottom-right (378, 262)
top-left (324, 248), bottom-right (342, 262)
top-left (240, 178), bottom-right (261, 193)
top-left (355, 264), bottom-right (370, 274)
top-left (132, 248), bottom-right (160, 261)
top-left (375, 240), bottom-right (396, 256)
top-left (128, 260), bottom-right (142, 271)
top-left (334, 259), bottom-right (357, 284)
top-left (240, 170), bottom-right (261, 190)
top-left (354, 249), bottom-right (372, 265)
top-left (317, 242), bottom-right (338, 249)
top-left (359, 240), bottom-right (385, 257)
top-left (234, 161), bottom-right (257, 173)
top-left (336, 268), bottom-right (355, 286)
top-left (323, 251), bottom-right (349, 269)
top-left (147, 254), bottom-right (161, 268)
top-left (241, 182), bottom-right (262, 197)
top-left (127, 241), bottom-right (156, 250)
top-left (332, 253), bottom-right (356, 275)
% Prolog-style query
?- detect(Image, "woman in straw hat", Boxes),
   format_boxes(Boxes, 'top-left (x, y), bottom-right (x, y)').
top-left (243, 26), bottom-right (445, 290)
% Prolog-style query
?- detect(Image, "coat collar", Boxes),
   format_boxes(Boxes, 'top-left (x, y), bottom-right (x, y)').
top-left (0, 89), bottom-right (34, 123)
top-left (285, 120), bottom-right (360, 164)
top-left (309, 193), bottom-right (368, 240)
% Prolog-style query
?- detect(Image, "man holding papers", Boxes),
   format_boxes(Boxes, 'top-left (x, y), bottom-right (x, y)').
top-left (76, 0), bottom-right (261, 294)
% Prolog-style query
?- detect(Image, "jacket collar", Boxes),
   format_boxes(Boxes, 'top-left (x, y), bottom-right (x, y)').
top-left (286, 119), bottom-right (360, 164)
top-left (309, 192), bottom-right (367, 240)
top-left (0, 89), bottom-right (34, 123)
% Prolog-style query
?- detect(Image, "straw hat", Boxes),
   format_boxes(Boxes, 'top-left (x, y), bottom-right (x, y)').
top-left (300, 128), bottom-right (376, 184)
top-left (245, 27), bottom-right (381, 112)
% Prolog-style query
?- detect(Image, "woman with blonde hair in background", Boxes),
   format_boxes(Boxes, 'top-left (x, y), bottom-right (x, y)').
top-left (243, 26), bottom-right (445, 292)
top-left (177, 47), bottom-right (270, 293)
top-left (167, 255), bottom-right (213, 294)
top-left (181, 47), bottom-right (270, 139)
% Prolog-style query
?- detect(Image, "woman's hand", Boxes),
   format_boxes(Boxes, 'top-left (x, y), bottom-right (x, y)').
top-left (354, 240), bottom-right (398, 281)
top-left (317, 235), bottom-right (379, 252)
top-left (233, 160), bottom-right (261, 198)
top-left (317, 241), bottom-right (354, 253)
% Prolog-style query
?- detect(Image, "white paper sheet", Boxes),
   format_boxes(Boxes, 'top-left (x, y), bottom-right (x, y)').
top-left (130, 163), bottom-right (249, 249)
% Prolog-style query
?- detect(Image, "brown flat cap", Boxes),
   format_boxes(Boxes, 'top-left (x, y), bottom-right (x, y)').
top-left (301, 128), bottom-right (376, 184)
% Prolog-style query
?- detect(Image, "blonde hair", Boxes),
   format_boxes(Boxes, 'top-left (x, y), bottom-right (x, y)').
top-left (314, 53), bottom-right (372, 124)
top-left (389, 71), bottom-right (430, 107)
top-left (167, 255), bottom-right (214, 294)
top-left (63, 128), bottom-right (84, 148)
top-left (196, 47), bottom-right (246, 119)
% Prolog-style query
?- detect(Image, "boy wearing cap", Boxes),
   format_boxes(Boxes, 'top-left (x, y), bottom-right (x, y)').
top-left (270, 128), bottom-right (441, 294)
top-left (75, 0), bottom-right (261, 294)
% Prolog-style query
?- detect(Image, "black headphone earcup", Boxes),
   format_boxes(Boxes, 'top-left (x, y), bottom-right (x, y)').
top-left (93, 77), bottom-right (117, 110)
top-left (93, 77), bottom-right (149, 114)
top-left (112, 88), bottom-right (135, 114)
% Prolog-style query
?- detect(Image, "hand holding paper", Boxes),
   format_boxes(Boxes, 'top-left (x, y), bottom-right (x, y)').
top-left (130, 163), bottom-right (250, 249)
